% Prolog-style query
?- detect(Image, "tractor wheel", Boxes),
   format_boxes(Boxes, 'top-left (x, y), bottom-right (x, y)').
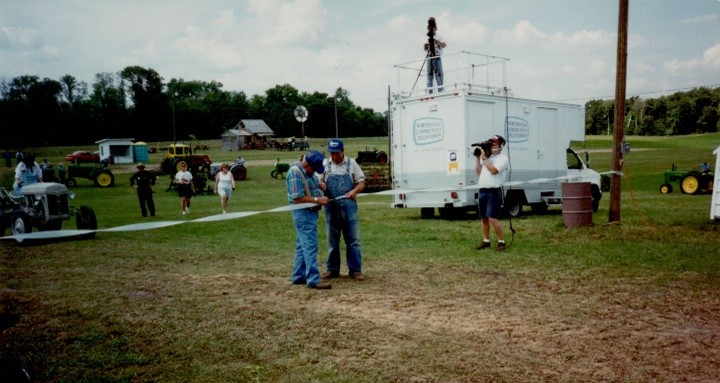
top-left (231, 165), bottom-right (247, 181)
top-left (11, 212), bottom-right (32, 235)
top-left (659, 183), bottom-right (673, 194)
top-left (94, 170), bottom-right (115, 187)
top-left (271, 170), bottom-right (279, 178)
top-left (377, 151), bottom-right (389, 165)
top-left (681, 174), bottom-right (700, 194)
top-left (76, 206), bottom-right (97, 238)
top-left (274, 171), bottom-right (284, 180)
top-left (66, 178), bottom-right (77, 188)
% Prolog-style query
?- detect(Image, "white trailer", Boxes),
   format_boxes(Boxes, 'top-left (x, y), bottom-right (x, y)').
top-left (390, 52), bottom-right (601, 218)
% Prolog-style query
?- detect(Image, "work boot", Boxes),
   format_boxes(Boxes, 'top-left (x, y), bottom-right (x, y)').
top-left (496, 242), bottom-right (506, 251)
top-left (476, 241), bottom-right (491, 250)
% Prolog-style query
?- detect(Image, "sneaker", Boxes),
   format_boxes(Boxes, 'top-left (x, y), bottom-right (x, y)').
top-left (496, 242), bottom-right (506, 251)
top-left (223, 210), bottom-right (227, 214)
top-left (309, 282), bottom-right (331, 290)
top-left (476, 241), bottom-right (491, 250)
top-left (349, 272), bottom-right (365, 281)
top-left (185, 207), bottom-right (190, 214)
top-left (182, 211), bottom-right (187, 216)
top-left (321, 271), bottom-right (339, 280)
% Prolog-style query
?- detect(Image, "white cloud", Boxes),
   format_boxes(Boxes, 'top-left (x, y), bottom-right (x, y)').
top-left (0, 26), bottom-right (38, 46)
top-left (664, 43), bottom-right (720, 72)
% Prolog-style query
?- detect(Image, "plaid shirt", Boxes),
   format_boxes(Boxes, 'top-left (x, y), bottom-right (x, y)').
top-left (286, 161), bottom-right (323, 204)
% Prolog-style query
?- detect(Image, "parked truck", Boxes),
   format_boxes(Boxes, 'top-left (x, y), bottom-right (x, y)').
top-left (390, 52), bottom-right (602, 218)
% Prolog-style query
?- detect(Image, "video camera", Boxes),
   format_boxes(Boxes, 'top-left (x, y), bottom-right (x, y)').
top-left (426, 17), bottom-right (437, 56)
top-left (472, 135), bottom-right (506, 157)
top-left (472, 140), bottom-right (493, 158)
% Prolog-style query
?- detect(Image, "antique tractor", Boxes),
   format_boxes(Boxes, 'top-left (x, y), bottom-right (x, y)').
top-left (0, 183), bottom-right (97, 237)
top-left (659, 163), bottom-right (714, 195)
top-left (160, 143), bottom-right (212, 174)
top-left (208, 157), bottom-right (248, 191)
top-left (271, 159), bottom-right (291, 179)
top-left (64, 163), bottom-right (115, 188)
top-left (356, 148), bottom-right (391, 192)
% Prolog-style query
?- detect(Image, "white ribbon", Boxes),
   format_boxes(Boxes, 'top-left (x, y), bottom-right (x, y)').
top-left (2, 172), bottom-right (619, 243)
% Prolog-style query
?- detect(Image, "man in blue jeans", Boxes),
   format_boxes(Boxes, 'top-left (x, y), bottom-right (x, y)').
top-left (320, 139), bottom-right (366, 281)
top-left (287, 151), bottom-right (331, 289)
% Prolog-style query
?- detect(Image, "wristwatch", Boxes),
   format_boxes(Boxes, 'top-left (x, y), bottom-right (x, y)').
top-left (314, 197), bottom-right (318, 203)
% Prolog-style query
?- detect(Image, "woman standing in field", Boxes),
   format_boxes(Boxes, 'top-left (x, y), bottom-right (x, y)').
top-left (174, 161), bottom-right (195, 216)
top-left (214, 163), bottom-right (235, 214)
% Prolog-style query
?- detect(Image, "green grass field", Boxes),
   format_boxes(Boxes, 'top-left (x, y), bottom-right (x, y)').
top-left (1, 134), bottom-right (719, 382)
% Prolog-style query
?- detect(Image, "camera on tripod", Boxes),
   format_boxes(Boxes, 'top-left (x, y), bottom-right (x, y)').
top-left (472, 140), bottom-right (493, 158)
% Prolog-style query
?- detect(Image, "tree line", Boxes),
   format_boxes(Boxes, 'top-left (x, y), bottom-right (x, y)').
top-left (0, 66), bottom-right (387, 147)
top-left (585, 86), bottom-right (720, 136)
top-left (1, 65), bottom-right (717, 148)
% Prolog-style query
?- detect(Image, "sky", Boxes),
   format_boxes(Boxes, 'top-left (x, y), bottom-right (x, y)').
top-left (1, 0), bottom-right (719, 112)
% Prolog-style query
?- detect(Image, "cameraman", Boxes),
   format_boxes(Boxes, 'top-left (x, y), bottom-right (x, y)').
top-left (475, 135), bottom-right (509, 251)
top-left (424, 17), bottom-right (446, 93)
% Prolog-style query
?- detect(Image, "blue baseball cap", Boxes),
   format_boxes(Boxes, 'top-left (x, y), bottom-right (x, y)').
top-left (304, 151), bottom-right (325, 174)
top-left (327, 139), bottom-right (344, 153)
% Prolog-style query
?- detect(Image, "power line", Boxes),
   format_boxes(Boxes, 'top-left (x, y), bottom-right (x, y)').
top-left (552, 83), bottom-right (720, 103)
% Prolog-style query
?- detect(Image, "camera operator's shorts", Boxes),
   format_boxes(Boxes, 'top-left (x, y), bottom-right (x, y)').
top-left (478, 188), bottom-right (502, 219)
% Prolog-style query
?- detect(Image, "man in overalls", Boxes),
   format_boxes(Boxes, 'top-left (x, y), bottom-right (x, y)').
top-left (321, 139), bottom-right (366, 281)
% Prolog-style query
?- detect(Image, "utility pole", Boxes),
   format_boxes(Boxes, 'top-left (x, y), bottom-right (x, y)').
top-left (334, 97), bottom-right (339, 138)
top-left (609, 0), bottom-right (628, 223)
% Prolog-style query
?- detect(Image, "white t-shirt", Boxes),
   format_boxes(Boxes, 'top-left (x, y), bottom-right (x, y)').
top-left (478, 153), bottom-right (509, 188)
top-left (216, 171), bottom-right (233, 190)
top-left (174, 170), bottom-right (193, 185)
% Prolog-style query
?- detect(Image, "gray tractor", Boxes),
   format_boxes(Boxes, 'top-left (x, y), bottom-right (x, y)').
top-left (1, 183), bottom-right (97, 237)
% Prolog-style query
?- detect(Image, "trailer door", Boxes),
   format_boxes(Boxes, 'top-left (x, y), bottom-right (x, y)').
top-left (537, 107), bottom-right (559, 178)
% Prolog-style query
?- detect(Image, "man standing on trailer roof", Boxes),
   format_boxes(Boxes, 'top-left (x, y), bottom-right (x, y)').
top-left (424, 16), bottom-right (447, 94)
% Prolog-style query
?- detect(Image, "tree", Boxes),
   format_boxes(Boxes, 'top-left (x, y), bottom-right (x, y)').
top-left (120, 66), bottom-right (166, 140)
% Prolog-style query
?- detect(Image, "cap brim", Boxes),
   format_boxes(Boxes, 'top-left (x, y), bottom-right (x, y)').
top-left (313, 164), bottom-right (325, 174)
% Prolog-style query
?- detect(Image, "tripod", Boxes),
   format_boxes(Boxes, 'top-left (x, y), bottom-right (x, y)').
top-left (411, 49), bottom-right (432, 92)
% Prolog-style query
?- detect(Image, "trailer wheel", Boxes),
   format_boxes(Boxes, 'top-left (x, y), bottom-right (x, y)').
top-left (94, 170), bottom-right (115, 187)
top-left (530, 202), bottom-right (548, 214)
top-left (11, 212), bottom-right (32, 235)
top-left (420, 208), bottom-right (435, 219)
top-left (681, 173), bottom-right (700, 194)
top-left (66, 177), bottom-right (77, 188)
top-left (438, 207), bottom-right (460, 220)
top-left (503, 195), bottom-right (522, 217)
top-left (659, 183), bottom-right (673, 194)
